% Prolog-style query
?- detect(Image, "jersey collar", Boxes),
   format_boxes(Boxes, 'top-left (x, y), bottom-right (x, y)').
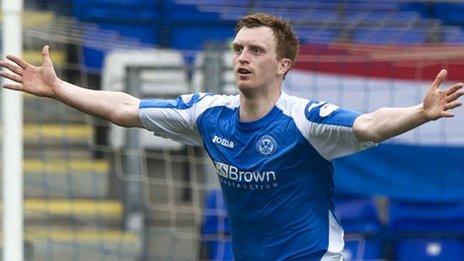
top-left (235, 92), bottom-right (285, 131)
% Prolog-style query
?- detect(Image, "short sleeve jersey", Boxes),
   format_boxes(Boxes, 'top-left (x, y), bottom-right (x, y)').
top-left (139, 92), bottom-right (373, 260)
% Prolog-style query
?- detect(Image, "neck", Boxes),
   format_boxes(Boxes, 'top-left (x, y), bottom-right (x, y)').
top-left (239, 86), bottom-right (281, 122)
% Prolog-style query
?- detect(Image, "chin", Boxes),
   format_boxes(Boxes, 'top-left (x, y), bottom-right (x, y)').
top-left (238, 85), bottom-right (263, 97)
top-left (236, 82), bottom-right (255, 92)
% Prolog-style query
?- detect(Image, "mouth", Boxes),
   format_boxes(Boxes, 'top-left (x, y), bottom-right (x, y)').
top-left (237, 68), bottom-right (252, 76)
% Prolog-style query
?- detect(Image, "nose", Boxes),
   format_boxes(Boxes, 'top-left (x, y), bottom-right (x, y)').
top-left (238, 49), bottom-right (250, 64)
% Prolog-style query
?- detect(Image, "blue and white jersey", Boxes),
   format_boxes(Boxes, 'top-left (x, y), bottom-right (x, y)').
top-left (139, 92), bottom-right (374, 260)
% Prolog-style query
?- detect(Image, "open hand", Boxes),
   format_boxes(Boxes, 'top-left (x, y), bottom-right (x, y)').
top-left (423, 69), bottom-right (464, 121)
top-left (0, 45), bottom-right (61, 98)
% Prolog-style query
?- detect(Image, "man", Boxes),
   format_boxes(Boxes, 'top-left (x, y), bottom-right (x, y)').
top-left (1, 12), bottom-right (462, 261)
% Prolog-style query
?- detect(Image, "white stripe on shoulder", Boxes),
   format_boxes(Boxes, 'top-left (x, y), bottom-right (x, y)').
top-left (194, 93), bottom-right (239, 120)
top-left (276, 91), bottom-right (322, 149)
top-left (276, 92), bottom-right (372, 161)
top-left (275, 92), bottom-right (310, 132)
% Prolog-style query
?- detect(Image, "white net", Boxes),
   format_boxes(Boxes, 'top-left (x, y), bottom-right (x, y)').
top-left (2, 1), bottom-right (464, 260)
top-left (14, 10), bottom-right (146, 261)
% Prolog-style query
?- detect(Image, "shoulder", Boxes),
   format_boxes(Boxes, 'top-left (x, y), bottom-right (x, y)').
top-left (198, 93), bottom-right (239, 110)
top-left (139, 93), bottom-right (239, 111)
top-left (275, 92), bottom-right (310, 119)
top-left (304, 101), bottom-right (361, 127)
top-left (276, 92), bottom-right (360, 127)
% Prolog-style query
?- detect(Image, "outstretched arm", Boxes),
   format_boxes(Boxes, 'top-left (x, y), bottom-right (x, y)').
top-left (353, 69), bottom-right (464, 143)
top-left (0, 45), bottom-right (143, 128)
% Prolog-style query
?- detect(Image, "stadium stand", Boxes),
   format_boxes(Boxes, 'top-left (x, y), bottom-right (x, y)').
top-left (70, 0), bottom-right (464, 72)
top-left (296, 28), bottom-right (341, 44)
top-left (441, 26), bottom-right (464, 43)
top-left (193, 51), bottom-right (237, 95)
top-left (13, 9), bottom-right (148, 260)
top-left (6, 0), bottom-right (464, 259)
top-left (389, 200), bottom-right (464, 260)
top-left (102, 49), bottom-right (188, 150)
top-left (200, 192), bottom-right (387, 261)
top-left (201, 189), bottom-right (233, 261)
top-left (334, 195), bottom-right (385, 260)
top-left (431, 3), bottom-right (464, 25)
top-left (352, 27), bottom-right (427, 44)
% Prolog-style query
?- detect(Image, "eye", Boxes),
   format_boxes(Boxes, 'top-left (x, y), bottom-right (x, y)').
top-left (251, 47), bottom-right (261, 54)
top-left (233, 46), bottom-right (243, 54)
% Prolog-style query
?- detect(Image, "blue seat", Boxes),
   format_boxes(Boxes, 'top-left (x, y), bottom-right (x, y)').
top-left (219, 10), bottom-right (248, 21)
top-left (433, 3), bottom-right (464, 24)
top-left (202, 189), bottom-right (234, 261)
top-left (74, 0), bottom-right (160, 70)
top-left (390, 200), bottom-right (464, 233)
top-left (442, 26), bottom-right (464, 43)
top-left (390, 200), bottom-right (464, 261)
top-left (343, 1), bottom-right (399, 11)
top-left (74, 0), bottom-right (159, 23)
top-left (297, 28), bottom-right (340, 44)
top-left (334, 195), bottom-right (384, 260)
top-left (166, 1), bottom-right (222, 22)
top-left (81, 24), bottom-right (156, 70)
top-left (170, 26), bottom-right (234, 50)
top-left (395, 238), bottom-right (464, 260)
top-left (346, 11), bottom-right (419, 23)
top-left (353, 27), bottom-right (426, 44)
top-left (400, 2), bottom-right (430, 18)
top-left (343, 237), bottom-right (384, 261)
top-left (294, 10), bottom-right (339, 23)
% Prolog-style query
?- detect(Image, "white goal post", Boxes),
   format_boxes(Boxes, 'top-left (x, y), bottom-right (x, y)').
top-left (2, 0), bottom-right (24, 260)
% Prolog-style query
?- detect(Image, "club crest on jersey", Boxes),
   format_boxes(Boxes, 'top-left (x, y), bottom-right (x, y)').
top-left (256, 135), bottom-right (277, 156)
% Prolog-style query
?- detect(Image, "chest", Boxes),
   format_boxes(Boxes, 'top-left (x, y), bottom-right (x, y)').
top-left (201, 112), bottom-right (306, 168)
top-left (199, 109), bottom-right (331, 197)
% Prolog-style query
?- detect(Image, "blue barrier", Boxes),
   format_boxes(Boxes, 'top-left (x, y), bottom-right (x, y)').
top-left (390, 200), bottom-right (464, 260)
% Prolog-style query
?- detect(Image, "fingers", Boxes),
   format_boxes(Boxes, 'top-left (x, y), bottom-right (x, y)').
top-left (6, 54), bottom-right (29, 69)
top-left (446, 89), bottom-right (464, 103)
top-left (441, 112), bottom-right (454, 118)
top-left (2, 83), bottom-right (23, 91)
top-left (444, 101), bottom-right (462, 111)
top-left (431, 69), bottom-right (447, 89)
top-left (445, 82), bottom-right (463, 94)
top-left (42, 45), bottom-right (52, 65)
top-left (0, 71), bottom-right (22, 83)
top-left (1, 44), bottom-right (49, 70)
top-left (0, 60), bottom-right (23, 76)
top-left (443, 82), bottom-right (464, 103)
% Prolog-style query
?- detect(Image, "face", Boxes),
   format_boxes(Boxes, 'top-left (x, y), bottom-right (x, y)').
top-left (232, 26), bottom-right (290, 94)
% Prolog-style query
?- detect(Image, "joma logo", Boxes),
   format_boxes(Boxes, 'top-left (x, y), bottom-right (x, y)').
top-left (212, 135), bottom-right (234, 149)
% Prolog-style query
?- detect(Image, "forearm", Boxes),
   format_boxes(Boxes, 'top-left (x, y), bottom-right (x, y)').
top-left (55, 80), bottom-right (142, 127)
top-left (354, 104), bottom-right (429, 143)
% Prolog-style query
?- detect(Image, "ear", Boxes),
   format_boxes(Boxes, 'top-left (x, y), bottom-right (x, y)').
top-left (277, 58), bottom-right (293, 77)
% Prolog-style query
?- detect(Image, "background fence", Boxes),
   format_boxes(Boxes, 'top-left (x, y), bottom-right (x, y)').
top-left (1, 0), bottom-right (464, 260)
